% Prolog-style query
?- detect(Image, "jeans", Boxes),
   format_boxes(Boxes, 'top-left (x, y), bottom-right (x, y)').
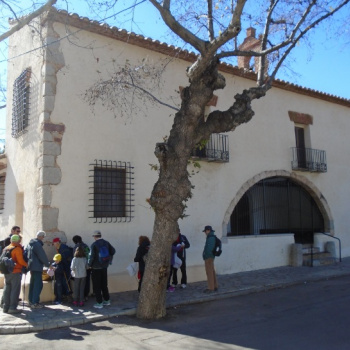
top-left (91, 268), bottom-right (109, 304)
top-left (3, 273), bottom-right (22, 311)
top-left (54, 275), bottom-right (64, 302)
top-left (28, 271), bottom-right (43, 304)
top-left (73, 277), bottom-right (86, 302)
top-left (84, 269), bottom-right (91, 297)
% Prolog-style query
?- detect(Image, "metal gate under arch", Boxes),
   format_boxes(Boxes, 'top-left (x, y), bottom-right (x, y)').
top-left (227, 176), bottom-right (325, 243)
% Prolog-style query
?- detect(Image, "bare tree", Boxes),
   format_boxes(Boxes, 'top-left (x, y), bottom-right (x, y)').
top-left (84, 0), bottom-right (350, 319)
top-left (134, 0), bottom-right (350, 319)
top-left (4, 0), bottom-right (350, 320)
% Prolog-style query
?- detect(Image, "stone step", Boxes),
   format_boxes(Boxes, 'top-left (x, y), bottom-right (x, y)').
top-left (303, 252), bottom-right (337, 266)
top-left (302, 246), bottom-right (321, 254)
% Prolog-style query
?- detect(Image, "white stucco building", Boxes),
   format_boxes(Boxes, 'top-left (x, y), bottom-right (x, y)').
top-left (1, 9), bottom-right (350, 292)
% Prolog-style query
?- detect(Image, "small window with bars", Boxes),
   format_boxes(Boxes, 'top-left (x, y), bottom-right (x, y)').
top-left (89, 160), bottom-right (134, 222)
top-left (0, 175), bottom-right (5, 213)
top-left (12, 68), bottom-right (31, 138)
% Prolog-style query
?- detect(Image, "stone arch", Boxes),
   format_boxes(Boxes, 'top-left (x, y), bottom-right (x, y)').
top-left (222, 170), bottom-right (334, 236)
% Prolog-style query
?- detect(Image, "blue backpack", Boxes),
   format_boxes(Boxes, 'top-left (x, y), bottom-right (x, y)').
top-left (98, 243), bottom-right (111, 265)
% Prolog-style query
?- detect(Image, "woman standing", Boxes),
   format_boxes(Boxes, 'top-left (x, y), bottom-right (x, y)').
top-left (134, 236), bottom-right (150, 292)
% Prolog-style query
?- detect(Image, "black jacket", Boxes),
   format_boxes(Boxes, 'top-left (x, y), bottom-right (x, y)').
top-left (134, 240), bottom-right (150, 273)
top-left (175, 234), bottom-right (190, 260)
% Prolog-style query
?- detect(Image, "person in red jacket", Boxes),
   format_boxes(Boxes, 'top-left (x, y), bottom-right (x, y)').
top-left (2, 234), bottom-right (28, 314)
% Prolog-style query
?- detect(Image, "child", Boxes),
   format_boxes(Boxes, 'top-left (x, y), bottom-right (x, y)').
top-left (51, 254), bottom-right (64, 305)
top-left (70, 246), bottom-right (87, 307)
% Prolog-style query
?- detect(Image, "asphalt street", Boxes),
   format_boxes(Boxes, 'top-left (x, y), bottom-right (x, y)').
top-left (3, 275), bottom-right (350, 350)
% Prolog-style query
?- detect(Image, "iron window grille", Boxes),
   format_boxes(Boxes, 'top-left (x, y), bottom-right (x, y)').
top-left (191, 133), bottom-right (229, 162)
top-left (12, 68), bottom-right (31, 138)
top-left (0, 175), bottom-right (5, 213)
top-left (89, 160), bottom-right (134, 223)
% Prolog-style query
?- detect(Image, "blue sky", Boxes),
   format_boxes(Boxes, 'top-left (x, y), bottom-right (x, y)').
top-left (0, 0), bottom-right (349, 139)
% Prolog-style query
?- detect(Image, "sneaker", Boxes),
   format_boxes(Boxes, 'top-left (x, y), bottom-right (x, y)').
top-left (72, 301), bottom-right (78, 306)
top-left (102, 300), bottom-right (111, 306)
top-left (167, 286), bottom-right (175, 292)
top-left (181, 284), bottom-right (187, 289)
top-left (79, 302), bottom-right (84, 307)
top-left (31, 303), bottom-right (44, 309)
top-left (54, 301), bottom-right (62, 305)
top-left (93, 303), bottom-right (103, 309)
top-left (8, 308), bottom-right (21, 314)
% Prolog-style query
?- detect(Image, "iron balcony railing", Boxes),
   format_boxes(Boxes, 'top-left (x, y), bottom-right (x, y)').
top-left (291, 147), bottom-right (327, 173)
top-left (191, 133), bottom-right (229, 163)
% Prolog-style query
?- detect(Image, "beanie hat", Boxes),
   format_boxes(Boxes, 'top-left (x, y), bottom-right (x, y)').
top-left (53, 254), bottom-right (62, 262)
top-left (52, 237), bottom-right (60, 243)
top-left (11, 235), bottom-right (20, 243)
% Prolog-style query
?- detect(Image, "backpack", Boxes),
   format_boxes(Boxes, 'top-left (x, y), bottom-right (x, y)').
top-left (81, 243), bottom-right (90, 259)
top-left (98, 242), bottom-right (111, 265)
top-left (212, 236), bottom-right (222, 257)
top-left (0, 247), bottom-right (16, 274)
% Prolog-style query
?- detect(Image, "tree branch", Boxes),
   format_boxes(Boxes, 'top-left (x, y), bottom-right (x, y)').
top-left (195, 85), bottom-right (268, 142)
top-left (207, 0), bottom-right (214, 41)
top-left (148, 0), bottom-right (206, 53)
top-left (0, 0), bottom-right (57, 43)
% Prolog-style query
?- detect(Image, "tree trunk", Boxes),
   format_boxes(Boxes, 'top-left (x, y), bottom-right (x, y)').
top-left (136, 58), bottom-right (264, 319)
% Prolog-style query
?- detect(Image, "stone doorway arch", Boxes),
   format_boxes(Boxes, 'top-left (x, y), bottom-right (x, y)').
top-left (222, 170), bottom-right (334, 237)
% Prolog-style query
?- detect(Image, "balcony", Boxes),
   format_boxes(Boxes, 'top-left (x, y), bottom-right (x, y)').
top-left (291, 147), bottom-right (327, 173)
top-left (191, 134), bottom-right (229, 163)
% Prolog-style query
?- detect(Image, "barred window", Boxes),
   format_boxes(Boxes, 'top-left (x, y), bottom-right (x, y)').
top-left (12, 68), bottom-right (31, 138)
top-left (89, 160), bottom-right (134, 222)
top-left (0, 175), bottom-right (5, 213)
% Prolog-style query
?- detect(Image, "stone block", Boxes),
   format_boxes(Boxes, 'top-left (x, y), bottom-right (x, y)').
top-left (21, 278), bottom-right (55, 303)
top-left (41, 207), bottom-right (59, 231)
top-left (44, 95), bottom-right (56, 113)
top-left (38, 154), bottom-right (55, 168)
top-left (41, 141), bottom-right (61, 156)
top-left (290, 243), bottom-right (303, 267)
top-left (325, 241), bottom-right (336, 257)
top-left (37, 185), bottom-right (52, 206)
top-left (40, 167), bottom-right (62, 185)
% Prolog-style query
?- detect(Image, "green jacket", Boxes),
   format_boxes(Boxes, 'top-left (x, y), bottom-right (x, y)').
top-left (203, 231), bottom-right (216, 260)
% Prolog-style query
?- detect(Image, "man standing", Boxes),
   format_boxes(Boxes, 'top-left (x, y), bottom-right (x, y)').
top-left (202, 225), bottom-right (218, 293)
top-left (0, 226), bottom-right (21, 255)
top-left (171, 230), bottom-right (190, 288)
top-left (88, 230), bottom-right (115, 309)
top-left (26, 231), bottom-right (50, 308)
top-left (52, 237), bottom-right (73, 295)
top-left (2, 235), bottom-right (28, 314)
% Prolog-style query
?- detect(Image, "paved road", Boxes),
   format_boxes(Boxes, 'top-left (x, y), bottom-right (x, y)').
top-left (3, 275), bottom-right (350, 350)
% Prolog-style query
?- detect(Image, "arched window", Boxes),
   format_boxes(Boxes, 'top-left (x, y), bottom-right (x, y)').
top-left (228, 177), bottom-right (324, 243)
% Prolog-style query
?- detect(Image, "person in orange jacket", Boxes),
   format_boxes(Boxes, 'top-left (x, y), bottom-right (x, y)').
top-left (2, 235), bottom-right (28, 314)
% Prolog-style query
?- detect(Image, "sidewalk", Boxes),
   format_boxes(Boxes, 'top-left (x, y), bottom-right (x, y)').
top-left (1, 257), bottom-right (350, 334)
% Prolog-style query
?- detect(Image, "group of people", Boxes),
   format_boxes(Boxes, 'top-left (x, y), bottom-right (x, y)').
top-left (133, 225), bottom-right (219, 294)
top-left (0, 227), bottom-right (115, 314)
top-left (0, 224), bottom-right (219, 314)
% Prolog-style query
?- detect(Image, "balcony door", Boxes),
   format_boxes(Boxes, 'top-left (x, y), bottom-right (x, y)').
top-left (295, 127), bottom-right (306, 169)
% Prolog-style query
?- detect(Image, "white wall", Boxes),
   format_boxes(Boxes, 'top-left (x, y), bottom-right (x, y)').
top-left (2, 17), bottom-right (350, 292)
